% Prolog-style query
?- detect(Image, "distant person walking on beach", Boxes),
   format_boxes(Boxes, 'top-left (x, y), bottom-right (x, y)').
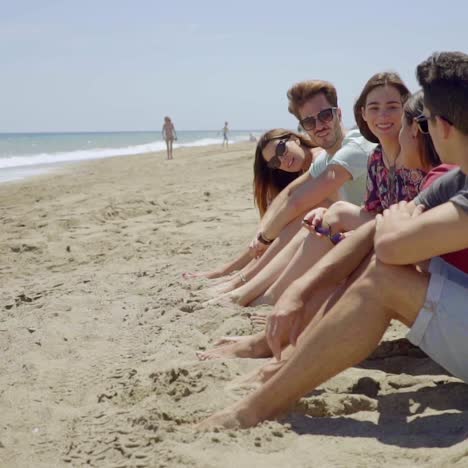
top-left (162, 116), bottom-right (177, 160)
top-left (222, 121), bottom-right (230, 149)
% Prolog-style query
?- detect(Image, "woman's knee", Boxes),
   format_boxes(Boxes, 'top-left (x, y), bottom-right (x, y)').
top-left (322, 201), bottom-right (357, 231)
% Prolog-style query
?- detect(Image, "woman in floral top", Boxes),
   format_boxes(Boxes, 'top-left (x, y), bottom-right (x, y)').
top-left (364, 145), bottom-right (426, 213)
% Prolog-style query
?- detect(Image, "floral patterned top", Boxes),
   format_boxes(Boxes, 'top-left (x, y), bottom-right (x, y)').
top-left (364, 146), bottom-right (427, 213)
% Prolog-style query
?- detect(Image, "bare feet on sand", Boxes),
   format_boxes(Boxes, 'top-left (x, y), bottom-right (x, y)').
top-left (196, 405), bottom-right (259, 430)
top-left (196, 335), bottom-right (271, 361)
top-left (202, 292), bottom-right (239, 307)
top-left (231, 359), bottom-right (285, 388)
top-left (249, 311), bottom-right (268, 326)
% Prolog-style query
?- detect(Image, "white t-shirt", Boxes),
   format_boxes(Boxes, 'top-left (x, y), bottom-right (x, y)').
top-left (309, 129), bottom-right (377, 206)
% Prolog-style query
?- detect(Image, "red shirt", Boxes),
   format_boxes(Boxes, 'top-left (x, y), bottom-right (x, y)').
top-left (421, 164), bottom-right (468, 274)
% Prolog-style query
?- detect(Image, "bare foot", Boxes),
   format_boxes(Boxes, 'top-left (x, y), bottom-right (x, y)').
top-left (203, 292), bottom-right (239, 307)
top-left (196, 410), bottom-right (243, 430)
top-left (196, 335), bottom-right (271, 361)
top-left (182, 271), bottom-right (225, 280)
top-left (204, 277), bottom-right (241, 297)
top-left (196, 405), bottom-right (258, 430)
top-left (249, 312), bottom-right (268, 326)
top-left (231, 359), bottom-right (286, 388)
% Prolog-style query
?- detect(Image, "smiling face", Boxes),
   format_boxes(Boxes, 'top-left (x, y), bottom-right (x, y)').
top-left (298, 93), bottom-right (342, 150)
top-left (262, 137), bottom-right (306, 173)
top-left (361, 85), bottom-right (403, 143)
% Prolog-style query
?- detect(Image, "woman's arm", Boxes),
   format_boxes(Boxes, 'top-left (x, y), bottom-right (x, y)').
top-left (183, 247), bottom-right (253, 280)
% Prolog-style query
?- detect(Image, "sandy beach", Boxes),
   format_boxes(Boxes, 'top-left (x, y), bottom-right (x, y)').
top-left (1, 143), bottom-right (467, 468)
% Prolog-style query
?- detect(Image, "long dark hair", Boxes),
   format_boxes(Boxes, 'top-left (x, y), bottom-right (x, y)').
top-left (403, 90), bottom-right (441, 169)
top-left (354, 72), bottom-right (411, 143)
top-left (254, 129), bottom-right (315, 216)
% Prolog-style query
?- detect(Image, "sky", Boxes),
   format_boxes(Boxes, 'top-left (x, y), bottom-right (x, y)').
top-left (1, 0), bottom-right (467, 133)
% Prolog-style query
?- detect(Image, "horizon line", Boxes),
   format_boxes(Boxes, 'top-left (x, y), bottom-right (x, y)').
top-left (0, 129), bottom-right (268, 135)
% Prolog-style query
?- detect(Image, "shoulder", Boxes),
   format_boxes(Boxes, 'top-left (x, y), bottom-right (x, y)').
top-left (342, 129), bottom-right (377, 152)
top-left (335, 129), bottom-right (377, 161)
top-left (421, 164), bottom-right (459, 191)
top-left (416, 167), bottom-right (465, 208)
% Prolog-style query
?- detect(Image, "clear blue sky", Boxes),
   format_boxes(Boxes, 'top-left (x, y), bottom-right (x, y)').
top-left (1, 0), bottom-right (467, 132)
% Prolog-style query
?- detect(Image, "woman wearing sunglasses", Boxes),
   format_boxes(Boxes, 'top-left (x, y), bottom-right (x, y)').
top-left (182, 129), bottom-right (326, 282)
top-left (197, 84), bottom-right (443, 362)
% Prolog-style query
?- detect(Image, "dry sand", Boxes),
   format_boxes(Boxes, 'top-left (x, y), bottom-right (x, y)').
top-left (0, 143), bottom-right (467, 467)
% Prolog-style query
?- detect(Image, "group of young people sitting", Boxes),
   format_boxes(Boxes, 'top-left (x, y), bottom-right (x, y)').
top-left (184, 51), bottom-right (468, 430)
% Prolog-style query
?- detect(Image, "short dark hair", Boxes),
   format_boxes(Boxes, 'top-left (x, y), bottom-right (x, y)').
top-left (416, 51), bottom-right (468, 135)
top-left (287, 80), bottom-right (338, 120)
top-left (354, 72), bottom-right (411, 143)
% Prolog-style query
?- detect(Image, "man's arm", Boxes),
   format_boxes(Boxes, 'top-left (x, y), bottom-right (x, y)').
top-left (260, 165), bottom-right (351, 241)
top-left (375, 201), bottom-right (468, 265)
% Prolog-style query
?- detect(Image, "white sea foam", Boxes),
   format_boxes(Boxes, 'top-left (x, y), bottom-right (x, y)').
top-left (0, 135), bottom-right (248, 170)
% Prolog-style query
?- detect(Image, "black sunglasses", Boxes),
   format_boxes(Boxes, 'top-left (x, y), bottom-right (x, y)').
top-left (415, 112), bottom-right (454, 135)
top-left (415, 114), bottom-right (429, 134)
top-left (300, 107), bottom-right (337, 131)
top-left (266, 138), bottom-right (289, 169)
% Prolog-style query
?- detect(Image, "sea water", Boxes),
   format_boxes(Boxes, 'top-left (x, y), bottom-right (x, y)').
top-left (0, 130), bottom-right (259, 183)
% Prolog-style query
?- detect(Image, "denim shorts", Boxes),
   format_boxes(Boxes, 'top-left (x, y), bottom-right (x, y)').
top-left (407, 257), bottom-right (468, 383)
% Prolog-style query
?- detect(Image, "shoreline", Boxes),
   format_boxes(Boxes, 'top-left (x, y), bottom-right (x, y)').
top-left (0, 140), bottom-right (248, 185)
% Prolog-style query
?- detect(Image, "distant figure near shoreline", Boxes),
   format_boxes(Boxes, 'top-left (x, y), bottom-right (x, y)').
top-left (222, 121), bottom-right (230, 149)
top-left (162, 116), bottom-right (177, 160)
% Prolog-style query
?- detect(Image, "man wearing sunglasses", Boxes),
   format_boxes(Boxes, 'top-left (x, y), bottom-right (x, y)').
top-left (251, 80), bottom-right (376, 256)
top-left (199, 52), bottom-right (468, 430)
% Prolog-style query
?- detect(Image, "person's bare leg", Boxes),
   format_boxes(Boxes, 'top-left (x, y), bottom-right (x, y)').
top-left (225, 227), bottom-right (310, 306)
top-left (251, 232), bottom-right (333, 306)
top-left (210, 199), bottom-right (339, 298)
top-left (196, 332), bottom-right (272, 360)
top-left (183, 248), bottom-right (253, 281)
top-left (198, 282), bottom-right (336, 361)
top-left (204, 217), bottom-right (305, 300)
top-left (198, 257), bottom-right (429, 429)
top-left (239, 278), bottom-right (353, 385)
top-left (248, 203), bottom-right (369, 308)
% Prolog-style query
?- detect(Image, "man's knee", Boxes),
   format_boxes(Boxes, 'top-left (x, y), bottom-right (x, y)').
top-left (360, 255), bottom-right (420, 309)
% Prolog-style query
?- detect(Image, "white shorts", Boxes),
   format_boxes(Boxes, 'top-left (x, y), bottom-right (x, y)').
top-left (407, 257), bottom-right (468, 383)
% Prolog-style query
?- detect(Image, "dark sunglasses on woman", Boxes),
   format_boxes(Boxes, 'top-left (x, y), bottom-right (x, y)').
top-left (267, 138), bottom-right (289, 169)
top-left (300, 107), bottom-right (337, 131)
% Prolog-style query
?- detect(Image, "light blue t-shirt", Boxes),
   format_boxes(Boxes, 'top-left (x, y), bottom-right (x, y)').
top-left (309, 129), bottom-right (377, 206)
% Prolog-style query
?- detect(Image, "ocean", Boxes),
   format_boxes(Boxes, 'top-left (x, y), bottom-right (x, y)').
top-left (0, 130), bottom-right (258, 183)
